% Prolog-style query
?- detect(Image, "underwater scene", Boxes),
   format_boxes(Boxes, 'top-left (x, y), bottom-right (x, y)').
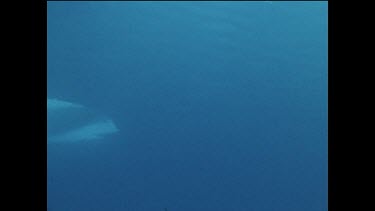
top-left (47, 1), bottom-right (328, 211)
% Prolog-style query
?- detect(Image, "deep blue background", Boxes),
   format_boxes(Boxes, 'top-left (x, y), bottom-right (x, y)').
top-left (47, 2), bottom-right (327, 211)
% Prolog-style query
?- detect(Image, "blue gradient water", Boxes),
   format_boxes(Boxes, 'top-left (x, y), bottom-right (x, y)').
top-left (47, 2), bottom-right (327, 211)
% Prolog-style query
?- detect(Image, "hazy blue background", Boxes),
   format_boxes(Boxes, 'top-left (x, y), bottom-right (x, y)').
top-left (47, 1), bottom-right (327, 211)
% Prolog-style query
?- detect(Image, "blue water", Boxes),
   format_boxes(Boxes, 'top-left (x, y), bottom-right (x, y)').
top-left (47, 1), bottom-right (327, 211)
